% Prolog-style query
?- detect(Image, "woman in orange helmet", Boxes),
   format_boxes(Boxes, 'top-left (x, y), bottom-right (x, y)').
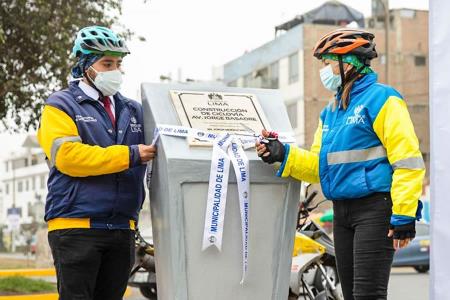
top-left (257, 28), bottom-right (425, 299)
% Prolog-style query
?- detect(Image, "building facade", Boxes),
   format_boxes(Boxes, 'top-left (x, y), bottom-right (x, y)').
top-left (0, 135), bottom-right (48, 227)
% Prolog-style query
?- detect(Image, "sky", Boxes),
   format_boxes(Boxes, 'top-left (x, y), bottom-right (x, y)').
top-left (0, 0), bottom-right (429, 159)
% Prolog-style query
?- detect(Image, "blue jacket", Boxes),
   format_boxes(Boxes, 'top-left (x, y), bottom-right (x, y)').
top-left (38, 81), bottom-right (146, 230)
top-left (277, 73), bottom-right (425, 225)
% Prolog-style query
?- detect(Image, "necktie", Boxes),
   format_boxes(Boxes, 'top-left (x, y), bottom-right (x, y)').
top-left (102, 96), bottom-right (115, 128)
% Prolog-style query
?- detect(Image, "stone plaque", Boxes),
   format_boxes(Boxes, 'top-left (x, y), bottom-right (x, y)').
top-left (170, 91), bottom-right (271, 145)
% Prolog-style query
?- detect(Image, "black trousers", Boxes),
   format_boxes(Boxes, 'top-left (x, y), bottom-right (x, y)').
top-left (333, 193), bottom-right (395, 300)
top-left (48, 228), bottom-right (135, 300)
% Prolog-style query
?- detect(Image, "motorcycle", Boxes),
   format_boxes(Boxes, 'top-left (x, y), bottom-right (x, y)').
top-left (128, 229), bottom-right (158, 300)
top-left (289, 183), bottom-right (343, 300)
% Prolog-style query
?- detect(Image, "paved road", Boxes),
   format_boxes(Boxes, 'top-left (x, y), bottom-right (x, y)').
top-left (388, 267), bottom-right (429, 300)
top-left (127, 267), bottom-right (429, 300)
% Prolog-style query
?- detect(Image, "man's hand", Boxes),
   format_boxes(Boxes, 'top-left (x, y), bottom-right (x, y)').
top-left (138, 144), bottom-right (156, 163)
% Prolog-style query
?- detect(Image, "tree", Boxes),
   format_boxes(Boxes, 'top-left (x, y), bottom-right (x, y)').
top-left (0, 0), bottom-right (134, 131)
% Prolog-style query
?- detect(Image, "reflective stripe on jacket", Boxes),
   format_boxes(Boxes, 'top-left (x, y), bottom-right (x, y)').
top-left (277, 73), bottom-right (425, 226)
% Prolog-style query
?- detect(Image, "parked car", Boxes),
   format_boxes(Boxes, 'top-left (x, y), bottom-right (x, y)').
top-left (392, 223), bottom-right (430, 273)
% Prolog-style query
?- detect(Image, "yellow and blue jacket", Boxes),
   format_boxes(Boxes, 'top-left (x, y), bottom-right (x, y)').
top-left (37, 81), bottom-right (146, 231)
top-left (277, 73), bottom-right (425, 226)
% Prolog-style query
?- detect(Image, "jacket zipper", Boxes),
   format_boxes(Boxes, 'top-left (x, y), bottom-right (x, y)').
top-left (92, 100), bottom-right (118, 225)
top-left (111, 103), bottom-right (132, 223)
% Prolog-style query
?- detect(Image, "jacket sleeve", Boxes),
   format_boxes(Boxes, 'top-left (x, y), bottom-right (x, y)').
top-left (373, 96), bottom-right (426, 225)
top-left (37, 104), bottom-right (141, 177)
top-left (276, 119), bottom-right (322, 184)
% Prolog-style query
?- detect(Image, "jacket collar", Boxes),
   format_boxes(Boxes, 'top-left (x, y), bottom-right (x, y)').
top-left (336, 72), bottom-right (378, 102)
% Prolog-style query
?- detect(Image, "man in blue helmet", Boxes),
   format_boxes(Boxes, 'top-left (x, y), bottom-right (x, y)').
top-left (37, 26), bottom-right (156, 299)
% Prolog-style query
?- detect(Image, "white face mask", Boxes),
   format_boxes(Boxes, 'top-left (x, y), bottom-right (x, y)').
top-left (319, 64), bottom-right (342, 92)
top-left (88, 66), bottom-right (123, 96)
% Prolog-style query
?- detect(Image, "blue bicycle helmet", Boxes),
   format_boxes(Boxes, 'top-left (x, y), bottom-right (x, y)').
top-left (72, 26), bottom-right (130, 57)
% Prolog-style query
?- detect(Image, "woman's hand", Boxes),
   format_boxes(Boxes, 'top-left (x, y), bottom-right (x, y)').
top-left (255, 130), bottom-right (285, 164)
top-left (255, 130), bottom-right (271, 158)
top-left (388, 222), bottom-right (415, 250)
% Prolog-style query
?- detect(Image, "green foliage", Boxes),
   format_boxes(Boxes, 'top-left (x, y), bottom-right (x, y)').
top-left (0, 276), bottom-right (55, 294)
top-left (0, 0), bottom-right (132, 131)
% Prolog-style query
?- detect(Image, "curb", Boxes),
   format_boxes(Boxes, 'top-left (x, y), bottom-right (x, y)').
top-left (0, 287), bottom-right (132, 299)
top-left (0, 294), bottom-right (58, 300)
top-left (0, 269), bottom-right (56, 277)
top-left (0, 269), bottom-right (132, 299)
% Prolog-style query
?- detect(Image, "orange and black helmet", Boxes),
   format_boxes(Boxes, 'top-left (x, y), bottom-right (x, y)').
top-left (313, 28), bottom-right (377, 65)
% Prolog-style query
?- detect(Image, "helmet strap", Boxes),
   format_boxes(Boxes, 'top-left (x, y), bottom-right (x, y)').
top-left (338, 56), bottom-right (346, 88)
top-left (345, 65), bottom-right (366, 84)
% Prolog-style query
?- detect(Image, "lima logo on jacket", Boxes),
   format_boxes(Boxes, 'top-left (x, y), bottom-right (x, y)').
top-left (346, 104), bottom-right (366, 125)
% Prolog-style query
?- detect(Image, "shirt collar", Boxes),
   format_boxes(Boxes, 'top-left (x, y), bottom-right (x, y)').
top-left (77, 80), bottom-right (115, 108)
top-left (78, 80), bottom-right (100, 101)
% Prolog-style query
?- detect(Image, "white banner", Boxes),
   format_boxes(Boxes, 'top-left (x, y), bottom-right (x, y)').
top-left (430, 1), bottom-right (450, 299)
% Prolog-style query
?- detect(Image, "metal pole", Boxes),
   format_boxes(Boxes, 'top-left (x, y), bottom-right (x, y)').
top-left (12, 166), bottom-right (15, 208)
top-left (11, 165), bottom-right (16, 252)
top-left (383, 0), bottom-right (390, 84)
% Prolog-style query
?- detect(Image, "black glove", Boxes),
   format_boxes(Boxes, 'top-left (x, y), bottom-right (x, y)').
top-left (259, 138), bottom-right (285, 164)
top-left (390, 222), bottom-right (416, 240)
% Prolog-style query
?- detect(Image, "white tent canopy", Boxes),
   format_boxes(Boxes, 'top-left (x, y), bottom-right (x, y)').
top-left (430, 1), bottom-right (450, 299)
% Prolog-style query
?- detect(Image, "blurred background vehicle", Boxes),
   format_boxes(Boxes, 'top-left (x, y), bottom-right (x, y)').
top-left (392, 223), bottom-right (430, 273)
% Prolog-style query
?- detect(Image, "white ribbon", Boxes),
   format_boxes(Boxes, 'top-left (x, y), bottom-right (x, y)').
top-left (154, 124), bottom-right (295, 144)
top-left (156, 124), bottom-right (217, 142)
top-left (202, 133), bottom-right (233, 251)
top-left (150, 124), bottom-right (294, 284)
top-left (146, 128), bottom-right (160, 190)
top-left (228, 140), bottom-right (250, 284)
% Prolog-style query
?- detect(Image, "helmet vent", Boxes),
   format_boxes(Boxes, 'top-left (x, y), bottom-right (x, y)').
top-left (85, 39), bottom-right (95, 46)
top-left (339, 42), bottom-right (353, 47)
